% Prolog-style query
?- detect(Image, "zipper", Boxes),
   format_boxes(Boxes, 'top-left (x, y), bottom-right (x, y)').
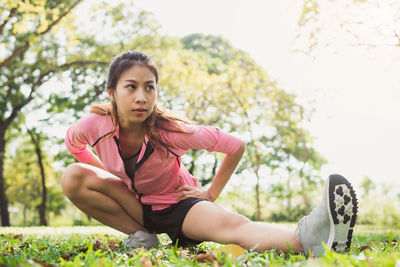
top-left (113, 135), bottom-right (140, 196)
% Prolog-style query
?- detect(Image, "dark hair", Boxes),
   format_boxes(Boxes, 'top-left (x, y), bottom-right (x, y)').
top-left (107, 51), bottom-right (159, 90)
top-left (90, 51), bottom-right (191, 155)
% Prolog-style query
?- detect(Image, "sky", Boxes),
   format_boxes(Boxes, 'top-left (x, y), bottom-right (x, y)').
top-left (127, 0), bottom-right (400, 187)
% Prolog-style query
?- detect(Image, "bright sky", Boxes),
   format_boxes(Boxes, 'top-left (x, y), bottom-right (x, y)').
top-left (130, 0), bottom-right (400, 187)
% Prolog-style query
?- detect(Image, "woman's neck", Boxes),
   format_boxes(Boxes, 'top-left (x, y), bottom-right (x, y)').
top-left (117, 122), bottom-right (146, 159)
top-left (119, 124), bottom-right (145, 138)
top-left (118, 118), bottom-right (145, 136)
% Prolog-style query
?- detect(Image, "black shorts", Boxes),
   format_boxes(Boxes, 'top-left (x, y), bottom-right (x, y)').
top-left (142, 197), bottom-right (206, 247)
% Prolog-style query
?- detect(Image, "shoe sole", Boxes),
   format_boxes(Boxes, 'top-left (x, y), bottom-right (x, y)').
top-left (326, 174), bottom-right (358, 253)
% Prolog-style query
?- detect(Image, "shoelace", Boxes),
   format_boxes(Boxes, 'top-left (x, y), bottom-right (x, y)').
top-left (295, 216), bottom-right (306, 240)
top-left (294, 206), bottom-right (319, 240)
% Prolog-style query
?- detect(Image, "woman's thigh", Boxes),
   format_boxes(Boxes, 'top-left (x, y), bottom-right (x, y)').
top-left (61, 163), bottom-right (144, 225)
top-left (181, 201), bottom-right (250, 243)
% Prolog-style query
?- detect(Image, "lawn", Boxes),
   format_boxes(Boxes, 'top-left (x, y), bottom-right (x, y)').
top-left (0, 225), bottom-right (399, 266)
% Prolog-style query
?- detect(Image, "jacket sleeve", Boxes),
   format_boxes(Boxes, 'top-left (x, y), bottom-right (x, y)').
top-left (64, 118), bottom-right (95, 164)
top-left (162, 124), bottom-right (243, 156)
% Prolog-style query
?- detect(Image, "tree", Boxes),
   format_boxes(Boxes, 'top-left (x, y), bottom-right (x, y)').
top-left (181, 33), bottom-right (325, 220)
top-left (1, 0), bottom-right (161, 225)
top-left (295, 0), bottom-right (400, 54)
top-left (27, 128), bottom-right (47, 225)
top-left (5, 134), bottom-right (65, 225)
top-left (0, 0), bottom-right (90, 226)
top-left (360, 176), bottom-right (375, 197)
top-left (2, 1), bottom-right (328, 225)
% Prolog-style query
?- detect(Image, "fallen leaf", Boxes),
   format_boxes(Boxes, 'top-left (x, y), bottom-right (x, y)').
top-left (19, 242), bottom-right (31, 249)
top-left (13, 234), bottom-right (22, 240)
top-left (216, 244), bottom-right (246, 258)
top-left (177, 249), bottom-right (190, 257)
top-left (358, 245), bottom-right (369, 251)
top-left (155, 250), bottom-right (164, 259)
top-left (61, 247), bottom-right (89, 260)
top-left (29, 259), bottom-right (55, 267)
top-left (195, 253), bottom-right (217, 263)
top-left (92, 239), bottom-right (107, 251)
top-left (108, 240), bottom-right (120, 251)
top-left (139, 257), bottom-right (152, 267)
top-left (128, 247), bottom-right (147, 257)
top-left (76, 247), bottom-right (88, 253)
top-left (61, 253), bottom-right (73, 261)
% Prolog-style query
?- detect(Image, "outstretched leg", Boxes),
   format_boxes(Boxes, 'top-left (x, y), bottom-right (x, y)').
top-left (182, 174), bottom-right (358, 256)
top-left (61, 163), bottom-right (146, 234)
top-left (181, 201), bottom-right (303, 253)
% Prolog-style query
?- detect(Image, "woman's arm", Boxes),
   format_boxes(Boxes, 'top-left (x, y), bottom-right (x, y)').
top-left (87, 154), bottom-right (107, 171)
top-left (65, 119), bottom-right (106, 170)
top-left (207, 141), bottom-right (245, 201)
top-left (176, 141), bottom-right (246, 201)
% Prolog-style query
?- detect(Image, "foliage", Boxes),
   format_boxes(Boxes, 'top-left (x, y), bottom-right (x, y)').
top-left (179, 33), bottom-right (327, 220)
top-left (0, 227), bottom-right (399, 266)
top-left (356, 178), bottom-right (400, 227)
top-left (295, 0), bottom-right (400, 54)
top-left (0, 0), bottom-right (87, 226)
top-left (2, 0), bottom-right (324, 227)
top-left (4, 135), bottom-right (65, 226)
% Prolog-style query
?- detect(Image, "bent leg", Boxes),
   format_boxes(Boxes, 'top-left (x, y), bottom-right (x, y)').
top-left (61, 163), bottom-right (146, 234)
top-left (181, 201), bottom-right (303, 253)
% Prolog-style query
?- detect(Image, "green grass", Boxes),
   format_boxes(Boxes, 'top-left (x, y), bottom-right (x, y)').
top-left (0, 226), bottom-right (399, 266)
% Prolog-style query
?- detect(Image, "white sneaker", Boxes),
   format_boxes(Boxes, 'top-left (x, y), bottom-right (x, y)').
top-left (296, 174), bottom-right (358, 256)
top-left (122, 231), bottom-right (159, 249)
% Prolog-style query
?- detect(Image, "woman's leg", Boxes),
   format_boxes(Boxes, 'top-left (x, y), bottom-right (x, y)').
top-left (61, 163), bottom-right (146, 234)
top-left (182, 175), bottom-right (357, 255)
top-left (181, 201), bottom-right (303, 253)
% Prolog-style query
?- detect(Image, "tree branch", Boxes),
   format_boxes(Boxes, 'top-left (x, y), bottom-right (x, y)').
top-left (0, 41), bottom-right (29, 70)
top-left (0, 7), bottom-right (18, 36)
top-left (4, 60), bottom-right (108, 127)
top-left (0, 0), bottom-right (83, 71)
top-left (394, 30), bottom-right (400, 46)
top-left (38, 0), bottom-right (83, 36)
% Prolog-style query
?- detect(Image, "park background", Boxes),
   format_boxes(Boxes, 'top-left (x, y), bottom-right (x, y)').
top-left (0, 0), bottom-right (399, 229)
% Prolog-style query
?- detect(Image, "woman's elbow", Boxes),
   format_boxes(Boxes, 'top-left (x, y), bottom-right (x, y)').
top-left (237, 140), bottom-right (246, 155)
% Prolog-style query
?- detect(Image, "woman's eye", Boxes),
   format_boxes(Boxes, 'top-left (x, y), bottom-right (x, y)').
top-left (146, 85), bottom-right (155, 90)
top-left (128, 84), bottom-right (136, 89)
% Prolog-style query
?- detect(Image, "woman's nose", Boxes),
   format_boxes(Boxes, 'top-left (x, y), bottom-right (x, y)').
top-left (134, 88), bottom-right (147, 103)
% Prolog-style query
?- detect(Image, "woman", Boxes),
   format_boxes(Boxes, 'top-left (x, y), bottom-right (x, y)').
top-left (61, 51), bottom-right (358, 256)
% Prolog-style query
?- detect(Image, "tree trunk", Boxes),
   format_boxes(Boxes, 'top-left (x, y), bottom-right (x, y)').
top-left (23, 206), bottom-right (27, 226)
top-left (188, 150), bottom-right (197, 175)
top-left (36, 144), bottom-right (47, 226)
top-left (255, 171), bottom-right (261, 221)
top-left (286, 178), bottom-right (292, 218)
top-left (0, 128), bottom-right (10, 226)
top-left (28, 129), bottom-right (47, 226)
top-left (300, 179), bottom-right (310, 215)
top-left (299, 169), bottom-right (310, 215)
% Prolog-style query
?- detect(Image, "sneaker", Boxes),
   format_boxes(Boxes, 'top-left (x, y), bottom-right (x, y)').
top-left (122, 231), bottom-right (159, 249)
top-left (296, 174), bottom-right (358, 256)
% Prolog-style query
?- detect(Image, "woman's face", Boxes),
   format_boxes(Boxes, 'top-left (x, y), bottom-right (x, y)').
top-left (109, 65), bottom-right (157, 128)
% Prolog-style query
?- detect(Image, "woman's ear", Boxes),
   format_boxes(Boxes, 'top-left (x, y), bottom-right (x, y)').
top-left (107, 89), bottom-right (114, 101)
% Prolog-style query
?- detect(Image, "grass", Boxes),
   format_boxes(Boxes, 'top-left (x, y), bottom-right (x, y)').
top-left (0, 225), bottom-right (399, 266)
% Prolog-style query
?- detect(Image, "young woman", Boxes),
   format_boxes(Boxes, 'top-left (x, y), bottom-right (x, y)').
top-left (61, 51), bottom-right (358, 256)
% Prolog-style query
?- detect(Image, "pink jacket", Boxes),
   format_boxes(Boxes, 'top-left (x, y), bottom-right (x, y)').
top-left (65, 113), bottom-right (242, 210)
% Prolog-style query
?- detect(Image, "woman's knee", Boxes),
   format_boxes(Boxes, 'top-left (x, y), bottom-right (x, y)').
top-left (61, 163), bottom-right (127, 198)
top-left (218, 211), bottom-right (250, 232)
top-left (61, 163), bottom-right (90, 198)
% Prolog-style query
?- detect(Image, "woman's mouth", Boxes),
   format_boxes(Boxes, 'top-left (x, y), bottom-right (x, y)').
top-left (132, 108), bottom-right (147, 115)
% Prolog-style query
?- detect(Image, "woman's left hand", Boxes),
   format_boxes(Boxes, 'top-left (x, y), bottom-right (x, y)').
top-left (175, 178), bottom-right (213, 201)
